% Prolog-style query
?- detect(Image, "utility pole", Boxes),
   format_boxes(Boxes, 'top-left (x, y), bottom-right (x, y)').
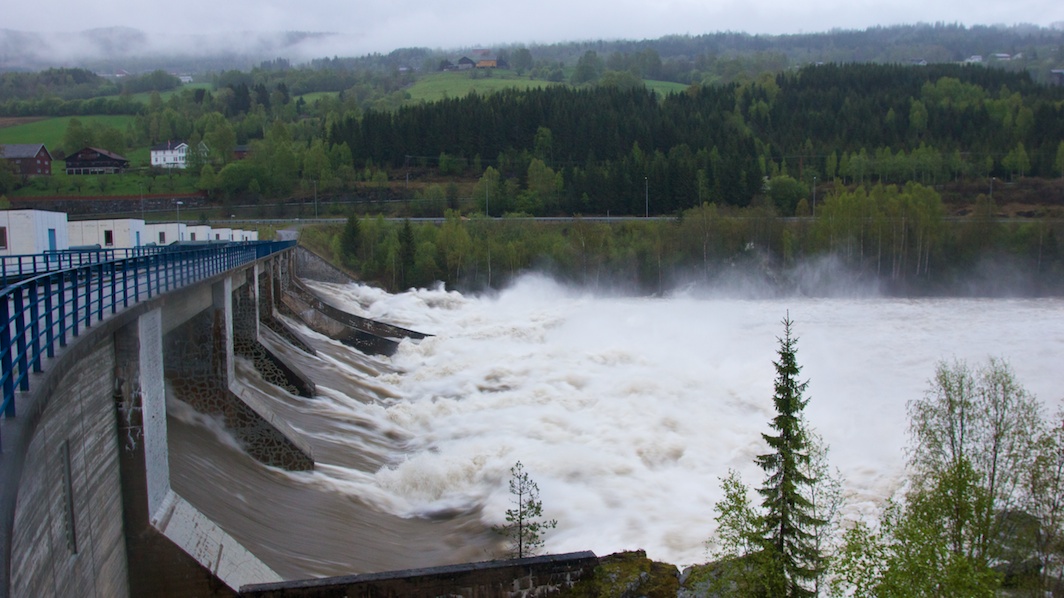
top-left (812, 176), bottom-right (817, 217)
top-left (645, 176), bottom-right (649, 218)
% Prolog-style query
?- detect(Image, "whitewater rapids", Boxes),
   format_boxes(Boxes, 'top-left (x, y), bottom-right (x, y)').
top-left (168, 274), bottom-right (1064, 577)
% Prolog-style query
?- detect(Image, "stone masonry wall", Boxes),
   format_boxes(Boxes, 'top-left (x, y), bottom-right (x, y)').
top-left (164, 308), bottom-right (313, 471)
top-left (292, 246), bottom-right (354, 285)
top-left (240, 552), bottom-right (600, 598)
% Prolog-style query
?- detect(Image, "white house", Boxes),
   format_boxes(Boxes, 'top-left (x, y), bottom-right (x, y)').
top-left (234, 229), bottom-right (259, 242)
top-left (150, 140), bottom-right (207, 170)
top-left (145, 222), bottom-right (188, 245)
top-left (0, 209), bottom-right (70, 256)
top-left (185, 225), bottom-right (212, 242)
top-left (68, 219), bottom-right (146, 249)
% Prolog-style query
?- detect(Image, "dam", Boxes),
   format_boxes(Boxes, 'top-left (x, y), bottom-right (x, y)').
top-left (6, 236), bottom-right (1063, 597)
top-left (1, 241), bottom-right (595, 597)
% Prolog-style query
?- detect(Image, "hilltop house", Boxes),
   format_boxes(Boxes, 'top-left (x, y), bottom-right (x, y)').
top-left (0, 144), bottom-right (53, 176)
top-left (64, 147), bottom-right (129, 175)
top-left (151, 140), bottom-right (208, 170)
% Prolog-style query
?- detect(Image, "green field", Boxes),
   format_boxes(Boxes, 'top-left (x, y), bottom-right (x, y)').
top-left (125, 83), bottom-right (213, 104)
top-left (644, 80), bottom-right (690, 97)
top-left (0, 115), bottom-right (136, 150)
top-left (405, 71), bottom-right (557, 103)
top-left (296, 91), bottom-right (340, 104)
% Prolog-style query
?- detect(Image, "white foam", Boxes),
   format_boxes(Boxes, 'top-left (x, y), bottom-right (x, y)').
top-left (302, 277), bottom-right (1064, 566)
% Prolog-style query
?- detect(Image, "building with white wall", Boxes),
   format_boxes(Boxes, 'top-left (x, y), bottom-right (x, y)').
top-left (210, 228), bottom-right (233, 242)
top-left (150, 140), bottom-right (207, 170)
top-left (0, 209), bottom-right (70, 256)
top-left (68, 219), bottom-right (146, 249)
top-left (145, 223), bottom-right (188, 245)
top-left (185, 225), bottom-right (212, 242)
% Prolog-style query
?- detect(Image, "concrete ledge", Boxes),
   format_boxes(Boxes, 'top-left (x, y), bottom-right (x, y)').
top-left (240, 551), bottom-right (599, 597)
top-left (254, 330), bottom-right (316, 398)
top-left (228, 379), bottom-right (315, 467)
top-left (293, 246), bottom-right (355, 285)
top-left (153, 490), bottom-right (282, 591)
top-left (289, 279), bottom-right (429, 341)
top-left (278, 291), bottom-right (400, 357)
top-left (260, 317), bottom-right (316, 357)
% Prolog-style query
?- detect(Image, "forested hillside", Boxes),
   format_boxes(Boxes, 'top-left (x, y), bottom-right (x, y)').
top-left (326, 63), bottom-right (1064, 216)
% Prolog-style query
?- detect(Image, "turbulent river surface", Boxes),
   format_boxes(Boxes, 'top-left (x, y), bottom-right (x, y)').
top-left (168, 275), bottom-right (1064, 578)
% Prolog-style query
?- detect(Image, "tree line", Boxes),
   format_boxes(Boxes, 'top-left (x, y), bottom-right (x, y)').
top-left (302, 187), bottom-right (1062, 298)
top-left (327, 63), bottom-right (1064, 215)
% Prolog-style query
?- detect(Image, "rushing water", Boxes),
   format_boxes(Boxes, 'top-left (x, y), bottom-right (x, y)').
top-left (168, 274), bottom-right (1064, 577)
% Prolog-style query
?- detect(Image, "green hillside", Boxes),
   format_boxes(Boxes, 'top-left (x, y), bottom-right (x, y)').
top-left (405, 71), bottom-right (558, 103)
top-left (0, 115), bottom-right (135, 151)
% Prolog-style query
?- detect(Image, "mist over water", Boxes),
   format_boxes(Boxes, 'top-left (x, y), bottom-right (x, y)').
top-left (294, 274), bottom-right (1064, 567)
top-left (171, 273), bottom-right (1064, 575)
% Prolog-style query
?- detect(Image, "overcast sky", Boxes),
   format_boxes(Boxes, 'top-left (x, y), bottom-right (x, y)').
top-left (6, 0), bottom-right (1064, 56)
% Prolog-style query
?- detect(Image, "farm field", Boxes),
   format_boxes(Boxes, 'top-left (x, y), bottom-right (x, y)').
top-left (644, 79), bottom-right (689, 97)
top-left (0, 115), bottom-right (136, 151)
top-left (405, 71), bottom-right (557, 102)
top-left (125, 83), bottom-right (212, 104)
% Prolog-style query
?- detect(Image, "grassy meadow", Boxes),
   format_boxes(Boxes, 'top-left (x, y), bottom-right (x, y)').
top-left (125, 83), bottom-right (212, 104)
top-left (405, 71), bottom-right (558, 103)
top-left (644, 80), bottom-right (689, 97)
top-left (0, 115), bottom-right (136, 150)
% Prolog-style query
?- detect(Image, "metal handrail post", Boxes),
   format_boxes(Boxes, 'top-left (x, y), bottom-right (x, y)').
top-left (59, 271), bottom-right (69, 347)
top-left (44, 276), bottom-right (55, 359)
top-left (1, 297), bottom-right (13, 417)
top-left (13, 289), bottom-right (28, 391)
top-left (29, 283), bottom-right (41, 374)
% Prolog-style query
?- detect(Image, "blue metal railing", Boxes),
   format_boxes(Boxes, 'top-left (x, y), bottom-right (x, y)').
top-left (1, 240), bottom-right (295, 450)
top-left (1, 246), bottom-right (170, 288)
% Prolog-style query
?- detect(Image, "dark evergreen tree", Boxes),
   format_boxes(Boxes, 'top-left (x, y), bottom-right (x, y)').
top-left (755, 315), bottom-right (824, 597)
top-left (493, 461), bottom-right (557, 559)
top-left (340, 213), bottom-right (361, 268)
top-left (398, 219), bottom-right (416, 288)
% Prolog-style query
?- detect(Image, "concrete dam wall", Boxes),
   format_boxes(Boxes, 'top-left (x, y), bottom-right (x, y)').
top-left (2, 249), bottom-right (303, 597)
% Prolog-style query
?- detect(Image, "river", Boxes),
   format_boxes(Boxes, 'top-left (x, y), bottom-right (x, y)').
top-left (168, 274), bottom-right (1064, 577)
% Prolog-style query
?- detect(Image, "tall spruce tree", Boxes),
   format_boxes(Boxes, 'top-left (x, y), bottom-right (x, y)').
top-left (755, 314), bottom-right (824, 597)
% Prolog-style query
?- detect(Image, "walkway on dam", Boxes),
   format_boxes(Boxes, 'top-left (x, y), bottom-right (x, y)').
top-left (1, 240), bottom-right (295, 450)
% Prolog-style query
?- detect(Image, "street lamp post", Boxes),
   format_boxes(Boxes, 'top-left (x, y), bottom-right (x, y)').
top-left (645, 176), bottom-right (649, 218)
top-left (175, 200), bottom-right (184, 237)
top-left (812, 176), bottom-right (817, 217)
